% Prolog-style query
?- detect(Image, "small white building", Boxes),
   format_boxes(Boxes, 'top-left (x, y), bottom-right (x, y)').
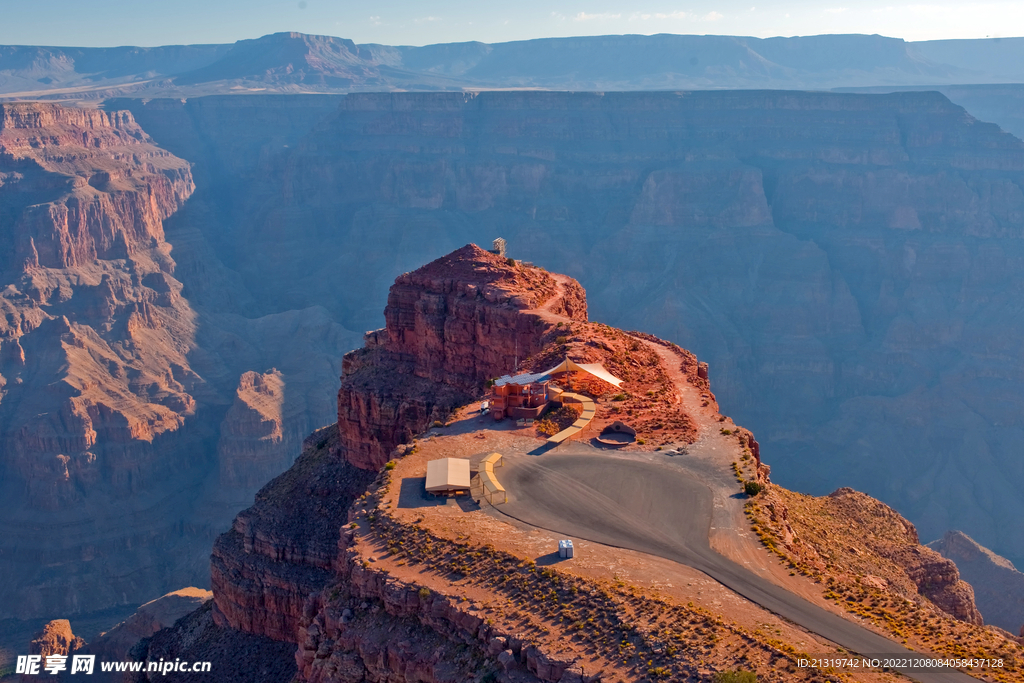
top-left (425, 458), bottom-right (471, 496)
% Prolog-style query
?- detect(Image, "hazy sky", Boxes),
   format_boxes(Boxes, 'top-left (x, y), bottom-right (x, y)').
top-left (3, 0), bottom-right (1022, 47)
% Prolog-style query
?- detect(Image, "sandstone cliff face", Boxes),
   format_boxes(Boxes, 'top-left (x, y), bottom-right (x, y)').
top-left (0, 101), bottom-right (364, 623)
top-left (755, 486), bottom-right (983, 625)
top-left (217, 370), bottom-right (291, 489)
top-left (210, 427), bottom-right (375, 643)
top-left (338, 244), bottom-right (586, 470)
top-left (929, 531), bottom-right (1024, 634)
top-left (119, 90), bottom-right (1024, 569)
top-left (0, 103), bottom-right (215, 619)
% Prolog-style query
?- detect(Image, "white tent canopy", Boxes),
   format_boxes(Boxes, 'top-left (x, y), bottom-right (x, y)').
top-left (544, 358), bottom-right (622, 389)
top-left (542, 357), bottom-right (623, 388)
top-left (425, 458), bottom-right (471, 494)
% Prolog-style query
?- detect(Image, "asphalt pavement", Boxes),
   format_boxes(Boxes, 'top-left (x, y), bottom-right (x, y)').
top-left (492, 446), bottom-right (980, 683)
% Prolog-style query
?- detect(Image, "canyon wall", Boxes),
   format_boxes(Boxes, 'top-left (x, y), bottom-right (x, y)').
top-left (0, 103), bottom-right (212, 619)
top-left (338, 244), bottom-right (586, 469)
top-left (0, 100), bottom-right (360, 622)
top-left (116, 90), bottom-right (1024, 576)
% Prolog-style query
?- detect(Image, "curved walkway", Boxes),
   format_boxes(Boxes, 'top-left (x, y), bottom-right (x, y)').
top-left (546, 393), bottom-right (596, 445)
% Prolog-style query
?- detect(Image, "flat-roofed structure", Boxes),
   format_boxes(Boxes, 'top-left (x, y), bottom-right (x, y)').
top-left (425, 458), bottom-right (471, 495)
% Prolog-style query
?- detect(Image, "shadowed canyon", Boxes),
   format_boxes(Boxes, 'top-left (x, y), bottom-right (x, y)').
top-left (3, 87), bottom-right (1024, 648)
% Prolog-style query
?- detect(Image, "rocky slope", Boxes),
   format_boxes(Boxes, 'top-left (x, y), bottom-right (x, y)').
top-left (0, 101), bottom-right (360, 624)
top-left (113, 89), bottom-right (1024, 573)
top-left (0, 103), bottom-right (210, 619)
top-left (338, 245), bottom-right (586, 470)
top-left (929, 531), bottom-right (1024, 635)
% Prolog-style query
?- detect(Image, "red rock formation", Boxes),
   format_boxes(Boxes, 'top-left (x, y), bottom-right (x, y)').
top-left (0, 103), bottom-right (209, 619)
top-left (337, 244), bottom-right (587, 470)
top-left (928, 531), bottom-right (1024, 634)
top-left (210, 427), bottom-right (375, 643)
top-left (29, 619), bottom-right (85, 659)
top-left (218, 370), bottom-right (289, 489)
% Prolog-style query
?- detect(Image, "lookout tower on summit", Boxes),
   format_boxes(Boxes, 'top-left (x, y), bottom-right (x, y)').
top-left (491, 237), bottom-right (507, 257)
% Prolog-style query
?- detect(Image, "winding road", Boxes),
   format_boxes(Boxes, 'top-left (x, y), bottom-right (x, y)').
top-left (493, 445), bottom-right (979, 683)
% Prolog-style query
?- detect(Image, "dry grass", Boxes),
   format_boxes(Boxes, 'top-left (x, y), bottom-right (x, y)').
top-left (345, 472), bottom-right (861, 683)
top-left (747, 488), bottom-right (1022, 683)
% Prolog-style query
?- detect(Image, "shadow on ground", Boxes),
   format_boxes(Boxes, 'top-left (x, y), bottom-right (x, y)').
top-left (397, 478), bottom-right (447, 509)
top-left (535, 551), bottom-right (570, 566)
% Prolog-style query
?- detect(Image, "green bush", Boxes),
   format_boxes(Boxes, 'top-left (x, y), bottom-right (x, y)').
top-left (744, 480), bottom-right (763, 496)
top-left (506, 256), bottom-right (516, 266)
top-left (418, 587), bottom-right (431, 599)
top-left (713, 671), bottom-right (757, 683)
top-left (555, 335), bottom-right (568, 344)
top-left (612, 393), bottom-right (628, 401)
top-left (384, 461), bottom-right (396, 471)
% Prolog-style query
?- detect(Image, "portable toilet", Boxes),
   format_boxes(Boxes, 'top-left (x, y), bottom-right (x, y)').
top-left (565, 540), bottom-right (574, 559)
top-left (558, 540), bottom-right (567, 558)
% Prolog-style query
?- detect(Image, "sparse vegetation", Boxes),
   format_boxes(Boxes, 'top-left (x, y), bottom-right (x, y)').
top-left (384, 461), bottom-right (396, 471)
top-left (713, 671), bottom-right (757, 683)
top-left (360, 500), bottom-right (827, 683)
top-left (744, 481), bottom-right (762, 496)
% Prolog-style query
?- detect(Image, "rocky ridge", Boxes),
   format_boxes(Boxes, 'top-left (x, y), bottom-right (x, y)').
top-left (929, 531), bottom-right (1024, 635)
top-left (337, 244), bottom-right (586, 470)
top-left (0, 103), bottom-right (210, 619)
top-left (748, 486), bottom-right (1022, 677)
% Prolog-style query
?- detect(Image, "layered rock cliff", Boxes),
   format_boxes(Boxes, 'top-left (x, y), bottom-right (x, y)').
top-left (0, 103), bottom-right (211, 618)
top-left (337, 244), bottom-right (585, 470)
top-left (929, 531), bottom-right (1024, 635)
top-left (0, 100), bottom-right (364, 624)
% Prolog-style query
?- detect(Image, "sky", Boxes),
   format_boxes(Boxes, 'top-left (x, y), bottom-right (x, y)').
top-left (2, 0), bottom-right (1023, 47)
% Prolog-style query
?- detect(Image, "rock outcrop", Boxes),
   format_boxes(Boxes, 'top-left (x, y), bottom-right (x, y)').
top-left (0, 103), bottom-right (213, 619)
top-left (29, 620), bottom-right (86, 660)
top-left (929, 530), bottom-right (1024, 634)
top-left (753, 486), bottom-right (984, 625)
top-left (88, 587), bottom-right (212, 662)
top-left (218, 370), bottom-right (289, 489)
top-left (337, 244), bottom-right (586, 470)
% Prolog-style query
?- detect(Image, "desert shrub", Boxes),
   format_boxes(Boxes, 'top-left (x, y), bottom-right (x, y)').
top-left (713, 671), bottom-right (757, 683)
top-left (612, 393), bottom-right (628, 401)
top-left (535, 419), bottom-right (559, 436)
top-left (555, 335), bottom-right (568, 344)
top-left (418, 587), bottom-right (431, 599)
top-left (720, 428), bottom-right (733, 435)
top-left (744, 480), bottom-right (763, 496)
top-left (506, 257), bottom-right (516, 266)
top-left (384, 461), bottom-right (396, 471)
